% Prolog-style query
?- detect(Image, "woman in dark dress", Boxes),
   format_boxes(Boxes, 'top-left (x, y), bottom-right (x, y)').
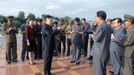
top-left (25, 19), bottom-right (37, 65)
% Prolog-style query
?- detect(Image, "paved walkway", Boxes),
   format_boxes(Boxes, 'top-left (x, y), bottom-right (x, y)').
top-left (0, 36), bottom-right (112, 75)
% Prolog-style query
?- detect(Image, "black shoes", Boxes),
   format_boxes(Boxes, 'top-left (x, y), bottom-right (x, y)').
top-left (76, 62), bottom-right (80, 65)
top-left (70, 60), bottom-right (75, 63)
top-left (7, 61), bottom-right (11, 64)
top-left (44, 71), bottom-right (53, 75)
top-left (7, 59), bottom-right (18, 64)
top-left (21, 59), bottom-right (24, 61)
top-left (70, 60), bottom-right (80, 65)
top-left (12, 60), bottom-right (18, 62)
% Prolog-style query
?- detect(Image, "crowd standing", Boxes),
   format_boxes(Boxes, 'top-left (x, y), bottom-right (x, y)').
top-left (3, 11), bottom-right (134, 75)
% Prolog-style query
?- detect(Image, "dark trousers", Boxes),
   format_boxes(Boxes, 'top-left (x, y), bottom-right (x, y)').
top-left (55, 39), bottom-right (61, 55)
top-left (66, 38), bottom-right (71, 56)
top-left (60, 35), bottom-right (66, 55)
top-left (37, 35), bottom-right (42, 59)
top-left (21, 35), bottom-right (28, 60)
top-left (43, 49), bottom-right (54, 73)
top-left (82, 36), bottom-right (89, 56)
top-left (6, 42), bottom-right (17, 62)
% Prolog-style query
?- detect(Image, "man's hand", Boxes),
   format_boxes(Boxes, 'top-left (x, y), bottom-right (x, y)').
top-left (8, 28), bottom-right (13, 31)
top-left (57, 27), bottom-right (60, 30)
top-left (111, 34), bottom-right (115, 39)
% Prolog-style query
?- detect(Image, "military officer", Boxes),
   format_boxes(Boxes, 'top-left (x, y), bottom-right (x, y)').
top-left (122, 14), bottom-right (134, 75)
top-left (3, 16), bottom-right (18, 64)
top-left (65, 19), bottom-right (73, 56)
top-left (58, 18), bottom-right (66, 55)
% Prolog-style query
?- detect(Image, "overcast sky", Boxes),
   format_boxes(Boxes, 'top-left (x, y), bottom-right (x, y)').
top-left (0, 0), bottom-right (133, 20)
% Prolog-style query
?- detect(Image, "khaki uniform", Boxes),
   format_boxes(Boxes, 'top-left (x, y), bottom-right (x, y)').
top-left (122, 14), bottom-right (134, 75)
top-left (59, 24), bottom-right (66, 55)
top-left (122, 27), bottom-right (134, 75)
top-left (65, 25), bottom-right (72, 56)
top-left (3, 23), bottom-right (18, 62)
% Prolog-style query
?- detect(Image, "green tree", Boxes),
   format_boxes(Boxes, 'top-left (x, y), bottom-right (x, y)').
top-left (13, 17), bottom-right (21, 28)
top-left (0, 15), bottom-right (6, 23)
top-left (63, 16), bottom-right (71, 25)
top-left (18, 11), bottom-right (25, 24)
top-left (27, 13), bottom-right (35, 19)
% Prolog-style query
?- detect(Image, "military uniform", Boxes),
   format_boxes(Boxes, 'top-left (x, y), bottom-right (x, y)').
top-left (122, 15), bottom-right (134, 75)
top-left (65, 25), bottom-right (72, 56)
top-left (3, 21), bottom-right (18, 63)
top-left (59, 24), bottom-right (66, 55)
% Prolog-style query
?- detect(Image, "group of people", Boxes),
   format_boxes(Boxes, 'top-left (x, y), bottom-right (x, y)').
top-left (3, 10), bottom-right (134, 75)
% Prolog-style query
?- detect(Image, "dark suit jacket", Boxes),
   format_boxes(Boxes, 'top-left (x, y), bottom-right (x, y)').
top-left (42, 24), bottom-right (59, 57)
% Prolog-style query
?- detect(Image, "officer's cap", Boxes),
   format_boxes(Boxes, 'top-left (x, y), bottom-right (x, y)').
top-left (124, 14), bottom-right (134, 23)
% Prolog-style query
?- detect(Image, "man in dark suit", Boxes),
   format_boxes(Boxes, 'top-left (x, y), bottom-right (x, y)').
top-left (36, 19), bottom-right (43, 59)
top-left (53, 21), bottom-right (61, 56)
top-left (42, 15), bottom-right (59, 75)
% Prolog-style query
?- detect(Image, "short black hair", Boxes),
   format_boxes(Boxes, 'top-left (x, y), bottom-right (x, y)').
top-left (53, 21), bottom-right (58, 25)
top-left (28, 18), bottom-right (34, 21)
top-left (82, 18), bottom-right (86, 21)
top-left (7, 16), bottom-right (14, 19)
top-left (96, 11), bottom-right (107, 20)
top-left (113, 18), bottom-right (122, 24)
top-left (43, 15), bottom-right (53, 19)
top-left (34, 19), bottom-right (38, 21)
top-left (74, 17), bottom-right (80, 22)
